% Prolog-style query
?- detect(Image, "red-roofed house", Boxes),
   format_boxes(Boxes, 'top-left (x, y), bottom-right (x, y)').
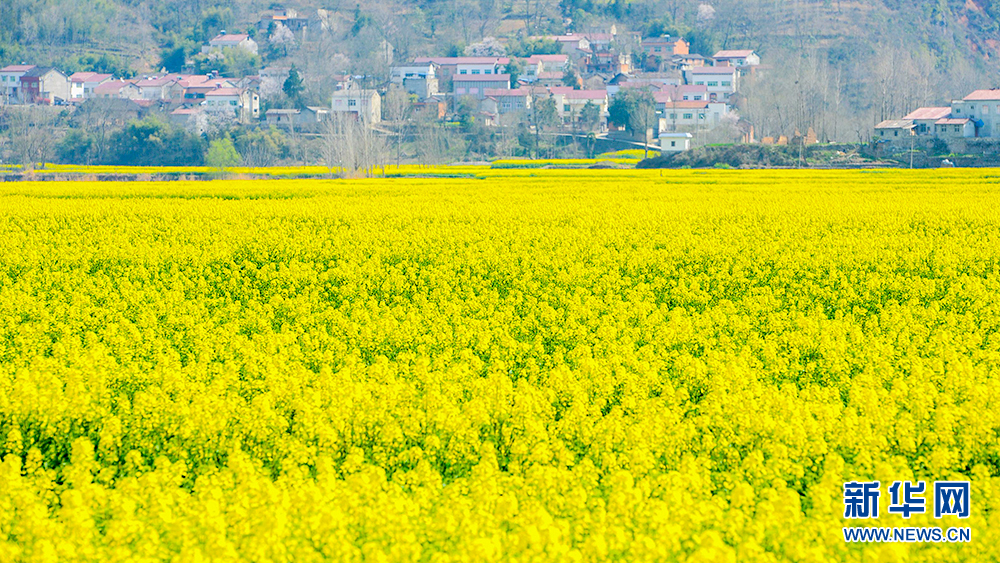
top-left (524, 54), bottom-right (569, 83)
top-left (934, 117), bottom-right (974, 138)
top-left (481, 88), bottom-right (532, 114)
top-left (69, 72), bottom-right (113, 101)
top-left (203, 87), bottom-right (260, 122)
top-left (952, 90), bottom-right (1000, 137)
top-left (659, 100), bottom-right (733, 132)
top-left (902, 107), bottom-right (951, 135)
top-left (93, 79), bottom-right (139, 99)
top-left (1, 64), bottom-right (36, 102)
top-left (204, 33), bottom-right (259, 55)
top-left (713, 49), bottom-right (760, 67)
top-left (413, 57), bottom-right (509, 81)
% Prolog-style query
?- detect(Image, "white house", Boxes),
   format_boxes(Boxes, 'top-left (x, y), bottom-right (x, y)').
top-left (331, 87), bottom-right (381, 123)
top-left (660, 132), bottom-right (693, 151)
top-left (524, 54), bottom-right (569, 82)
top-left (874, 119), bottom-right (916, 142)
top-left (69, 72), bottom-right (113, 102)
top-left (659, 100), bottom-right (732, 131)
top-left (713, 49), bottom-right (761, 67)
top-left (0, 64), bottom-right (36, 102)
top-left (951, 90), bottom-right (1000, 137)
top-left (934, 117), bottom-right (975, 138)
top-left (547, 87), bottom-right (608, 124)
top-left (902, 107), bottom-right (952, 136)
top-left (203, 87), bottom-right (260, 122)
top-left (683, 66), bottom-right (738, 101)
top-left (482, 88), bottom-right (532, 114)
top-left (453, 74), bottom-right (510, 99)
top-left (390, 62), bottom-right (439, 98)
top-left (204, 33), bottom-right (259, 55)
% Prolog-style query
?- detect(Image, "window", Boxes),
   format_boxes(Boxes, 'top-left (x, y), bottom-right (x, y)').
top-left (698, 113), bottom-right (705, 119)
top-left (683, 113), bottom-right (693, 119)
top-left (472, 69), bottom-right (480, 75)
top-left (669, 113), bottom-right (676, 119)
top-left (985, 106), bottom-right (990, 115)
top-left (671, 141), bottom-right (676, 147)
top-left (707, 81), bottom-right (718, 87)
top-left (230, 100), bottom-right (237, 106)
top-left (655, 47), bottom-right (661, 52)
top-left (459, 70), bottom-right (467, 74)
top-left (722, 81), bottom-right (731, 86)
top-left (955, 125), bottom-right (960, 133)
top-left (694, 95), bottom-right (702, 101)
top-left (894, 131), bottom-right (898, 137)
top-left (955, 108), bottom-right (961, 113)
top-left (348, 99), bottom-right (356, 106)
top-left (485, 69), bottom-right (491, 74)
top-left (695, 81), bottom-right (705, 85)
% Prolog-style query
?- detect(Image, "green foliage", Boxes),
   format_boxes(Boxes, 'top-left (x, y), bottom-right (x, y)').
top-left (562, 69), bottom-right (581, 89)
top-left (506, 38), bottom-right (563, 57)
top-left (505, 59), bottom-right (524, 88)
top-left (56, 129), bottom-right (94, 164)
top-left (283, 65), bottom-right (304, 105)
top-left (108, 116), bottom-right (206, 166)
top-left (579, 101), bottom-right (602, 132)
top-left (206, 138), bottom-right (241, 170)
top-left (608, 88), bottom-right (656, 134)
top-left (192, 48), bottom-right (261, 77)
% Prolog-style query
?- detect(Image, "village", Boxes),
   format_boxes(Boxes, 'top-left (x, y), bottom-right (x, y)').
top-left (0, 6), bottom-right (767, 157)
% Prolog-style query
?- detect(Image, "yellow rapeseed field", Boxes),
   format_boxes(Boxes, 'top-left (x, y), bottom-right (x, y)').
top-left (0, 169), bottom-right (998, 562)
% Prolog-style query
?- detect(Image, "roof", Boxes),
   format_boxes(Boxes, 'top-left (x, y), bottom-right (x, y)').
top-left (962, 89), bottom-right (1000, 101)
top-left (0, 64), bottom-right (36, 73)
top-left (453, 74), bottom-right (510, 82)
top-left (643, 36), bottom-right (684, 44)
top-left (660, 132), bottom-right (693, 138)
top-left (266, 109), bottom-right (300, 114)
top-left (661, 101), bottom-right (711, 109)
top-left (903, 107), bottom-right (952, 120)
top-left (714, 50), bottom-right (756, 58)
top-left (171, 107), bottom-right (202, 115)
top-left (483, 88), bottom-right (530, 97)
top-left (935, 118), bottom-right (971, 125)
top-left (211, 33), bottom-right (250, 43)
top-left (874, 119), bottom-right (915, 129)
top-left (22, 67), bottom-right (60, 78)
top-left (413, 57), bottom-right (509, 65)
top-left (686, 66), bottom-right (737, 75)
top-left (205, 87), bottom-right (245, 96)
top-left (69, 72), bottom-right (112, 83)
top-left (536, 71), bottom-right (564, 79)
top-left (549, 34), bottom-right (588, 43)
top-left (547, 87), bottom-right (607, 99)
top-left (94, 80), bottom-right (129, 94)
top-left (133, 76), bottom-right (179, 87)
top-left (526, 54), bottom-right (568, 64)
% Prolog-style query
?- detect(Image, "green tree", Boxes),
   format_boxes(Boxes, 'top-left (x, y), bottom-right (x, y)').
top-left (206, 138), bottom-right (241, 171)
top-left (505, 59), bottom-right (524, 88)
top-left (109, 116), bottom-right (206, 166)
top-left (56, 129), bottom-right (94, 164)
top-left (608, 88), bottom-right (657, 157)
top-left (579, 100), bottom-right (601, 132)
top-left (283, 65), bottom-right (304, 105)
top-left (562, 69), bottom-right (581, 89)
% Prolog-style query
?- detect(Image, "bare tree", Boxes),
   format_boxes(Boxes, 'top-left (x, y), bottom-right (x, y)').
top-left (6, 106), bottom-right (55, 171)
top-left (321, 113), bottom-right (390, 177)
top-left (384, 85), bottom-right (412, 168)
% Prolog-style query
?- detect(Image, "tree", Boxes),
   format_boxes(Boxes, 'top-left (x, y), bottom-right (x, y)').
top-left (505, 59), bottom-right (524, 88)
top-left (283, 65), bottom-right (305, 105)
top-left (109, 116), bottom-right (206, 166)
top-left (5, 106), bottom-right (55, 171)
top-left (579, 100), bottom-right (601, 133)
top-left (608, 88), bottom-right (656, 157)
top-left (206, 138), bottom-right (240, 171)
top-left (269, 22), bottom-right (295, 57)
top-left (562, 69), bottom-right (581, 89)
top-left (384, 85), bottom-right (412, 168)
top-left (321, 113), bottom-right (389, 177)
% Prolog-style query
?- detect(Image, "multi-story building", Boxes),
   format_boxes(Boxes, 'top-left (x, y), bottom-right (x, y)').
top-left (203, 32), bottom-right (259, 55)
top-left (20, 67), bottom-right (70, 104)
top-left (331, 87), bottom-right (381, 123)
top-left (69, 72), bottom-right (113, 102)
top-left (202, 87), bottom-right (260, 123)
top-left (683, 66), bottom-right (738, 102)
top-left (453, 74), bottom-right (510, 99)
top-left (0, 64), bottom-right (36, 102)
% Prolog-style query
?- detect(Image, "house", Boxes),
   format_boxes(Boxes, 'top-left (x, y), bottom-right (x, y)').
top-left (952, 90), bottom-right (1000, 137)
top-left (546, 87), bottom-right (608, 125)
top-left (20, 67), bottom-right (70, 105)
top-left (203, 33), bottom-right (259, 55)
top-left (659, 100), bottom-right (732, 131)
top-left (642, 36), bottom-right (690, 57)
top-left (412, 57), bottom-right (509, 81)
top-left (391, 62), bottom-right (439, 98)
top-left (482, 88), bottom-right (532, 114)
top-left (660, 132), bottom-right (693, 152)
top-left (93, 79), bottom-right (138, 99)
top-left (203, 87), bottom-right (260, 122)
top-left (413, 96), bottom-right (447, 120)
top-left (585, 51), bottom-right (631, 75)
top-left (713, 50), bottom-right (760, 67)
top-left (902, 107), bottom-right (952, 136)
top-left (535, 72), bottom-right (567, 88)
top-left (874, 119), bottom-right (916, 141)
top-left (655, 84), bottom-right (710, 102)
top-left (265, 106), bottom-right (329, 128)
top-left (331, 87), bottom-right (381, 123)
top-left (1, 65), bottom-right (37, 102)
top-left (547, 35), bottom-right (591, 58)
top-left (453, 74), bottom-right (510, 99)
top-left (934, 118), bottom-right (974, 138)
top-left (524, 54), bottom-right (569, 82)
top-left (169, 107), bottom-right (207, 134)
top-left (131, 75), bottom-right (182, 101)
top-left (671, 53), bottom-right (714, 71)
top-left (69, 72), bottom-right (113, 102)
top-left (683, 66), bottom-right (738, 101)
top-left (178, 75), bottom-right (237, 102)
